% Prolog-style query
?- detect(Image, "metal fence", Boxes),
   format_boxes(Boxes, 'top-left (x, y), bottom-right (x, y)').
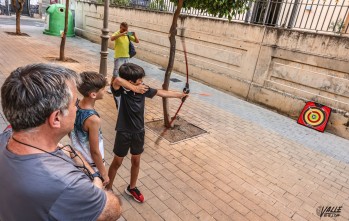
top-left (111, 0), bottom-right (349, 35)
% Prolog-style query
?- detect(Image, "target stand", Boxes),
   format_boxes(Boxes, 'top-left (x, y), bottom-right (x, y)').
top-left (297, 102), bottom-right (332, 132)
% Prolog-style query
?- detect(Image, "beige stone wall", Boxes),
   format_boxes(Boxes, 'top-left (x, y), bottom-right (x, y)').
top-left (75, 1), bottom-right (349, 139)
top-left (249, 29), bottom-right (349, 138)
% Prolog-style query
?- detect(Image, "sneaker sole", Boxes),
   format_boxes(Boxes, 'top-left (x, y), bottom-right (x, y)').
top-left (125, 188), bottom-right (142, 203)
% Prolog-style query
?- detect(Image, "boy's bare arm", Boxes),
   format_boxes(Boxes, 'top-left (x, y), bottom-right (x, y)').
top-left (112, 77), bottom-right (148, 94)
top-left (85, 115), bottom-right (109, 186)
top-left (156, 89), bottom-right (187, 99)
top-left (110, 32), bottom-right (127, 41)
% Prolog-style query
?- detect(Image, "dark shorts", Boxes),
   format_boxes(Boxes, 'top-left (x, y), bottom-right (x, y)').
top-left (113, 131), bottom-right (145, 157)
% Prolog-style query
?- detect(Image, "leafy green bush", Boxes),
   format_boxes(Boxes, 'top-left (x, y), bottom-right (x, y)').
top-left (329, 18), bottom-right (345, 34)
top-left (111, 0), bottom-right (130, 6)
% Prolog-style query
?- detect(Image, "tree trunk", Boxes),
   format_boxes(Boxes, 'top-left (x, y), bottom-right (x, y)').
top-left (59, 0), bottom-right (69, 61)
top-left (16, 11), bottom-right (21, 34)
top-left (12, 0), bottom-right (24, 34)
top-left (162, 0), bottom-right (183, 128)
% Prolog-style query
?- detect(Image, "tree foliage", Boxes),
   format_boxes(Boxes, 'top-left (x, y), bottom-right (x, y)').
top-left (170, 0), bottom-right (250, 20)
top-left (149, 0), bottom-right (167, 11)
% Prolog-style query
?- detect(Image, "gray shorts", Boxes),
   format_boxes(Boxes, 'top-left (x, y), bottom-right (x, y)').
top-left (113, 57), bottom-right (130, 77)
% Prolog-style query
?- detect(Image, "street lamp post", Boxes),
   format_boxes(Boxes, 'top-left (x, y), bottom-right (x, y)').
top-left (99, 0), bottom-right (109, 77)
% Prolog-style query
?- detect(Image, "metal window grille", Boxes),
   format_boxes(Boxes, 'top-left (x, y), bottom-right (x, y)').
top-left (108, 0), bottom-right (349, 35)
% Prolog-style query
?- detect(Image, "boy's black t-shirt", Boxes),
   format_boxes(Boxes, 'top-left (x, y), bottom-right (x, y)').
top-left (112, 86), bottom-right (157, 133)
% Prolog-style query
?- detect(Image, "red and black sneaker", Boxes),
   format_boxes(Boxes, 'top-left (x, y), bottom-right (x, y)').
top-left (125, 185), bottom-right (144, 203)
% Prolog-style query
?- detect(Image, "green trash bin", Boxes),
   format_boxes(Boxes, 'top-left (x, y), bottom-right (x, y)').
top-left (43, 4), bottom-right (75, 37)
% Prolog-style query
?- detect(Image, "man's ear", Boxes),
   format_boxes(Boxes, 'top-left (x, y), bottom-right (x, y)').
top-left (48, 110), bottom-right (61, 128)
top-left (90, 92), bottom-right (97, 99)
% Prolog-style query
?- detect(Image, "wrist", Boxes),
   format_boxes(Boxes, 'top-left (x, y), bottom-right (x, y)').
top-left (131, 84), bottom-right (138, 92)
top-left (92, 171), bottom-right (104, 182)
top-left (100, 171), bottom-right (107, 178)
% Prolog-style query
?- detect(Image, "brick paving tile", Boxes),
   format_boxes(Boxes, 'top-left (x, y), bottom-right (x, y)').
top-left (238, 198), bottom-right (265, 217)
top-left (197, 199), bottom-right (219, 215)
top-left (159, 209), bottom-right (181, 221)
top-left (195, 210), bottom-right (216, 221)
top-left (291, 213), bottom-right (308, 221)
top-left (230, 211), bottom-right (250, 221)
top-left (214, 199), bottom-right (236, 216)
top-left (260, 212), bottom-right (279, 221)
top-left (186, 178), bottom-right (205, 191)
top-left (202, 190), bottom-right (221, 203)
top-left (229, 200), bottom-right (250, 216)
top-left (146, 197), bottom-right (169, 214)
top-left (1, 17), bottom-right (349, 221)
top-left (213, 189), bottom-right (233, 204)
top-left (150, 186), bottom-right (172, 201)
top-left (181, 198), bottom-right (203, 215)
top-left (163, 197), bottom-right (186, 214)
top-left (121, 208), bottom-right (146, 221)
top-left (177, 209), bottom-right (199, 221)
top-left (212, 210), bottom-right (231, 221)
top-left (277, 212), bottom-right (293, 221)
top-left (138, 209), bottom-right (164, 221)
top-left (139, 176), bottom-right (159, 190)
top-left (246, 211), bottom-right (265, 221)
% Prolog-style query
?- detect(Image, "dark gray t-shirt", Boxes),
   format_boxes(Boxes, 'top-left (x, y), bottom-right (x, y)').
top-left (0, 130), bottom-right (106, 221)
top-left (112, 86), bottom-right (157, 133)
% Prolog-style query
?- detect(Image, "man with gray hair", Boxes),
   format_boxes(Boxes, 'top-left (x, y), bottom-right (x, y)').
top-left (0, 63), bottom-right (121, 221)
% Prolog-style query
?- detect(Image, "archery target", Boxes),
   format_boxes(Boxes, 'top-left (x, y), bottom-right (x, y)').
top-left (297, 102), bottom-right (331, 132)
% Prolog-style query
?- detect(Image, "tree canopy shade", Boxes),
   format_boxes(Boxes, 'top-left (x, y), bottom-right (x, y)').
top-left (170, 0), bottom-right (250, 20)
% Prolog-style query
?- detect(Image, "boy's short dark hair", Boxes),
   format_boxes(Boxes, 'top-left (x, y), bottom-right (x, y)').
top-left (119, 63), bottom-right (145, 83)
top-left (120, 22), bottom-right (128, 28)
top-left (78, 71), bottom-right (107, 97)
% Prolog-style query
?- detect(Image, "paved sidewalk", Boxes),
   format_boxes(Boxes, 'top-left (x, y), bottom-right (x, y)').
top-left (1, 16), bottom-right (349, 221)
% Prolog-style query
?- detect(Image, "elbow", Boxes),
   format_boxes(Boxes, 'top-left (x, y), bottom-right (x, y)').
top-left (114, 77), bottom-right (122, 84)
top-left (90, 150), bottom-right (100, 156)
top-left (97, 191), bottom-right (122, 221)
top-left (90, 148), bottom-right (101, 157)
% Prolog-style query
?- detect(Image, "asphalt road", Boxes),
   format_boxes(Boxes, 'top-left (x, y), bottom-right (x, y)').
top-left (0, 15), bottom-right (44, 27)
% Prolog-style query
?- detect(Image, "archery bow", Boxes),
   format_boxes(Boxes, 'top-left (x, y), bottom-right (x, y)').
top-left (155, 27), bottom-right (190, 144)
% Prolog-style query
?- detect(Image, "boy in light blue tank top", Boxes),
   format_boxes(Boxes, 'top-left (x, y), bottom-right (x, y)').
top-left (70, 71), bottom-right (109, 186)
